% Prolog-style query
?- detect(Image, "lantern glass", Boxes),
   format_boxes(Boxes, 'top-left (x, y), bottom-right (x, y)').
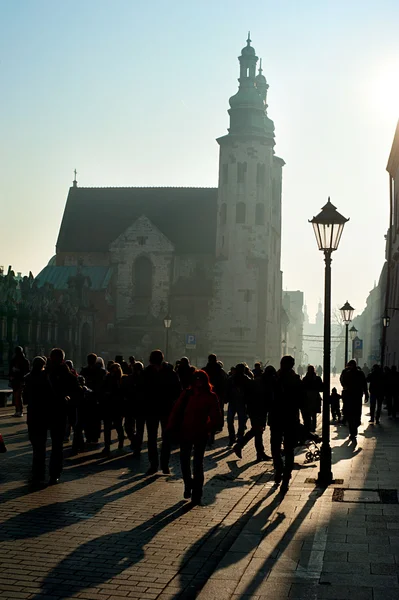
top-left (340, 301), bottom-right (355, 324)
top-left (310, 199), bottom-right (349, 252)
top-left (383, 316), bottom-right (390, 328)
top-left (163, 315), bottom-right (172, 329)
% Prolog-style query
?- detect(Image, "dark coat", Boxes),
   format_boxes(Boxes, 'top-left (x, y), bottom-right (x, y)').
top-left (340, 367), bottom-right (368, 425)
top-left (203, 363), bottom-right (228, 402)
top-left (176, 364), bottom-right (196, 390)
top-left (301, 374), bottom-right (323, 414)
top-left (367, 369), bottom-right (384, 395)
top-left (101, 374), bottom-right (128, 418)
top-left (226, 373), bottom-right (253, 408)
top-left (23, 370), bottom-right (51, 425)
top-left (80, 365), bottom-right (106, 394)
top-left (142, 362), bottom-right (181, 418)
top-left (9, 355), bottom-right (30, 389)
top-left (268, 369), bottom-right (302, 429)
top-left (123, 372), bottom-right (145, 418)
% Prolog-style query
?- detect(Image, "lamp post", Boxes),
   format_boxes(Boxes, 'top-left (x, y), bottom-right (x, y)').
top-left (310, 198), bottom-right (349, 487)
top-left (163, 314), bottom-right (172, 360)
top-left (349, 326), bottom-right (358, 360)
top-left (282, 339), bottom-right (287, 355)
top-left (340, 301), bottom-right (355, 368)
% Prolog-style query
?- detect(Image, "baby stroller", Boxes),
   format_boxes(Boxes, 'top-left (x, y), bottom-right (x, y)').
top-left (296, 423), bottom-right (321, 463)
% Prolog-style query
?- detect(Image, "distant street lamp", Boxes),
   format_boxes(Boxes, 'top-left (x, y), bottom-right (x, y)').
top-left (163, 314), bottom-right (172, 360)
top-left (310, 198), bottom-right (349, 487)
top-left (349, 325), bottom-right (358, 360)
top-left (340, 301), bottom-right (355, 368)
top-left (383, 315), bottom-right (391, 329)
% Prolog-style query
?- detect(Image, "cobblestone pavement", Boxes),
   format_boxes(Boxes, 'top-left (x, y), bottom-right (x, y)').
top-left (1, 396), bottom-right (399, 600)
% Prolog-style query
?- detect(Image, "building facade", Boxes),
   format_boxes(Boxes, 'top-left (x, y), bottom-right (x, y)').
top-left (37, 38), bottom-right (284, 367)
top-left (383, 120), bottom-right (399, 366)
top-left (0, 266), bottom-right (96, 375)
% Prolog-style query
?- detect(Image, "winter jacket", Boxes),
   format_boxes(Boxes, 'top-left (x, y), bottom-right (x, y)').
top-left (167, 388), bottom-right (222, 443)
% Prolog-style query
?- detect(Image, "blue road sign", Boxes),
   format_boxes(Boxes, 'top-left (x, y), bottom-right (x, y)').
top-left (354, 338), bottom-right (363, 359)
top-left (186, 334), bottom-right (196, 349)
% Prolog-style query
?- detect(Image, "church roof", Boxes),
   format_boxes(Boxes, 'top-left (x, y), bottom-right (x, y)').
top-left (36, 265), bottom-right (113, 290)
top-left (56, 187), bottom-right (218, 254)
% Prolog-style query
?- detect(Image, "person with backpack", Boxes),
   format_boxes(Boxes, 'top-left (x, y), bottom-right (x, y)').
top-left (226, 363), bottom-right (252, 447)
top-left (340, 360), bottom-right (369, 443)
top-left (268, 355), bottom-right (303, 493)
top-left (100, 362), bottom-right (127, 456)
top-left (301, 365), bottom-right (323, 432)
top-left (367, 364), bottom-right (385, 424)
top-left (142, 350), bottom-right (181, 475)
top-left (233, 365), bottom-right (274, 462)
top-left (167, 370), bottom-right (222, 505)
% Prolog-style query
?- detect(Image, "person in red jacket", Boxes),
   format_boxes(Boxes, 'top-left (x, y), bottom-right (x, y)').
top-left (168, 370), bottom-right (222, 505)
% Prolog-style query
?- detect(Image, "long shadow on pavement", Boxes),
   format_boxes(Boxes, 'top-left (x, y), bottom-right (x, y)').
top-left (0, 473), bottom-right (160, 542)
top-left (29, 500), bottom-right (188, 600)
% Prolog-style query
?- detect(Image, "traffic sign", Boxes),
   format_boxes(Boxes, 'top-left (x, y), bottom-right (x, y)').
top-left (186, 334), bottom-right (196, 350)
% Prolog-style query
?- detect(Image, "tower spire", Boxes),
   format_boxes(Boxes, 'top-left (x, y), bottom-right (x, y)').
top-left (247, 31), bottom-right (251, 45)
top-left (73, 169), bottom-right (78, 188)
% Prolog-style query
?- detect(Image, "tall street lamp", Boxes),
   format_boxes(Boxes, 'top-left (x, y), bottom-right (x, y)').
top-left (310, 198), bottom-right (349, 487)
top-left (349, 325), bottom-right (358, 360)
top-left (340, 301), bottom-right (355, 368)
top-left (163, 314), bottom-right (172, 360)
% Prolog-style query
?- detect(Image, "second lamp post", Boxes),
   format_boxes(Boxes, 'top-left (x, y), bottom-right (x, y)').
top-left (163, 314), bottom-right (172, 360)
top-left (340, 301), bottom-right (355, 368)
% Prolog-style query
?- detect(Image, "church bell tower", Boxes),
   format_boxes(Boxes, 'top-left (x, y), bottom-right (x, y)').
top-left (210, 35), bottom-right (284, 365)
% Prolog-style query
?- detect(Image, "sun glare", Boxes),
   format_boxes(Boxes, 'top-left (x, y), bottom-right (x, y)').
top-left (372, 60), bottom-right (399, 122)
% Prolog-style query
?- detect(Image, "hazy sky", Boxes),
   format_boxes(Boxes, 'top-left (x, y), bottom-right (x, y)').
top-left (1, 0), bottom-right (398, 322)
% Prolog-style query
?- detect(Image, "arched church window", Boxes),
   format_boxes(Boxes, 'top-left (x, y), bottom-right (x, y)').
top-left (133, 256), bottom-right (153, 314)
top-left (256, 164), bottom-right (266, 185)
top-left (237, 162), bottom-right (247, 184)
top-left (236, 202), bottom-right (246, 224)
top-left (255, 203), bottom-right (265, 225)
top-left (221, 203), bottom-right (227, 225)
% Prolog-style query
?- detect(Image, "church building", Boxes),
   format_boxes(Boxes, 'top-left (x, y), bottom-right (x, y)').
top-left (37, 36), bottom-right (285, 366)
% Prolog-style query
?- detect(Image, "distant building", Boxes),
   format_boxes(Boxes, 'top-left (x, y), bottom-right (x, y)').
top-left (302, 301), bottom-right (324, 367)
top-left (383, 120), bottom-right (399, 366)
top-left (282, 291), bottom-right (304, 364)
top-left (0, 266), bottom-right (95, 374)
top-left (37, 37), bottom-right (285, 366)
top-left (350, 279), bottom-right (384, 368)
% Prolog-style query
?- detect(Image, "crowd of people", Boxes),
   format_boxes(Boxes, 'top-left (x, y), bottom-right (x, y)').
top-left (6, 346), bottom-right (396, 504)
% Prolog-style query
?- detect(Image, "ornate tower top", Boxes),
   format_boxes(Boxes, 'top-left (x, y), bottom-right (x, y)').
top-left (222, 36), bottom-right (275, 144)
